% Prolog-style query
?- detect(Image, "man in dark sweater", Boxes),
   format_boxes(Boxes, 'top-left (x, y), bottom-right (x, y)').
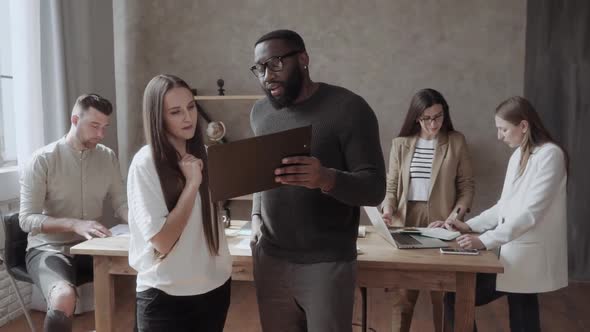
top-left (249, 29), bottom-right (386, 332)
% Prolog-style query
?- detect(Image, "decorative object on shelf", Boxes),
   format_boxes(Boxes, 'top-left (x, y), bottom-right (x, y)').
top-left (219, 208), bottom-right (231, 229)
top-left (190, 91), bottom-right (263, 228)
top-left (205, 119), bottom-right (229, 227)
top-left (217, 78), bottom-right (225, 96)
top-left (206, 121), bottom-right (226, 143)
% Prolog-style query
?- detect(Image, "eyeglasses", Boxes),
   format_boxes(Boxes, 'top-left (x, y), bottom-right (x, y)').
top-left (250, 50), bottom-right (302, 78)
top-left (419, 112), bottom-right (444, 124)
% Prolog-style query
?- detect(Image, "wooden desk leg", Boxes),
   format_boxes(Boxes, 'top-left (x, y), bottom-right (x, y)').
top-left (93, 256), bottom-right (115, 332)
top-left (360, 287), bottom-right (367, 332)
top-left (453, 272), bottom-right (476, 332)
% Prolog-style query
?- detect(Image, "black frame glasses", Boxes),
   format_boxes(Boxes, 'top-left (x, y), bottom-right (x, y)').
top-left (418, 112), bottom-right (444, 124)
top-left (250, 50), bottom-right (302, 78)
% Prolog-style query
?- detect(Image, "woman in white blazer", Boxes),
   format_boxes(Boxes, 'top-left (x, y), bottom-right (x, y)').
top-left (431, 96), bottom-right (568, 332)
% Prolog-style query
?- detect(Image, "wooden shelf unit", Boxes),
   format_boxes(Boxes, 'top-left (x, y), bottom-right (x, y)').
top-left (232, 194), bottom-right (253, 201)
top-left (193, 95), bottom-right (259, 203)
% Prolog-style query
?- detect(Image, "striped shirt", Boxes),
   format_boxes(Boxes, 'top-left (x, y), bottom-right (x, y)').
top-left (408, 138), bottom-right (436, 201)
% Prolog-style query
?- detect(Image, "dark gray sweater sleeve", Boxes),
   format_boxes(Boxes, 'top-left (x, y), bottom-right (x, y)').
top-left (324, 95), bottom-right (386, 206)
top-left (252, 192), bottom-right (261, 217)
top-left (250, 103), bottom-right (262, 217)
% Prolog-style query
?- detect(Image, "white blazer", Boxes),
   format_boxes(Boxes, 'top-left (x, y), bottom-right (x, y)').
top-left (467, 143), bottom-right (568, 293)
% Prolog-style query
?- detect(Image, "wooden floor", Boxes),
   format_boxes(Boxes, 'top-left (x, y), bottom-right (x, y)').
top-left (1, 277), bottom-right (588, 332)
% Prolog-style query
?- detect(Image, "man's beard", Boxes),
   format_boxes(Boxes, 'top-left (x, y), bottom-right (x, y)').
top-left (83, 140), bottom-right (98, 149)
top-left (77, 131), bottom-right (99, 149)
top-left (264, 67), bottom-right (303, 110)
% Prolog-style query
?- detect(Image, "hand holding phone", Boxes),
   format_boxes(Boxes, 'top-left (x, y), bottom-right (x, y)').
top-left (440, 248), bottom-right (479, 255)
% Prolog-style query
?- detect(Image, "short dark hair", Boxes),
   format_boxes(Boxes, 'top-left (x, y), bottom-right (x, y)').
top-left (74, 93), bottom-right (113, 116)
top-left (255, 29), bottom-right (306, 51)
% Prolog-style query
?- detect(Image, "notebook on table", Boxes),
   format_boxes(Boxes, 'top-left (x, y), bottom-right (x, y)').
top-left (392, 227), bottom-right (460, 241)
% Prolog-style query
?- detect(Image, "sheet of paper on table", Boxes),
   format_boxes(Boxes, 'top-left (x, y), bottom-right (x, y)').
top-left (234, 238), bottom-right (251, 251)
top-left (109, 224), bottom-right (130, 237)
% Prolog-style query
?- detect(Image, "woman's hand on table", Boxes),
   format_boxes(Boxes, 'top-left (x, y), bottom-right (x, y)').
top-left (456, 234), bottom-right (485, 250)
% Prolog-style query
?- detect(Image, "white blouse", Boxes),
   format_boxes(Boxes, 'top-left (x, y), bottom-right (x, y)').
top-left (127, 145), bottom-right (232, 295)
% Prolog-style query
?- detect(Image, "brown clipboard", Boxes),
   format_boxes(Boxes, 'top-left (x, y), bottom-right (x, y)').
top-left (207, 125), bottom-right (312, 202)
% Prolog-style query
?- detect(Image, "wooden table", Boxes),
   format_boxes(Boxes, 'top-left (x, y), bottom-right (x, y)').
top-left (71, 222), bottom-right (502, 332)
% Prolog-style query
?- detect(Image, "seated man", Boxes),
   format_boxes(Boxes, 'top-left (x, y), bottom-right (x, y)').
top-left (19, 94), bottom-right (128, 332)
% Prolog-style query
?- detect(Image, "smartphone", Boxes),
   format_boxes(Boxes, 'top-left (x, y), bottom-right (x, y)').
top-left (440, 248), bottom-right (479, 255)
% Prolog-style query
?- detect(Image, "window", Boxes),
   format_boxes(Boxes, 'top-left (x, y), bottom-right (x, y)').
top-left (0, 0), bottom-right (16, 169)
top-left (0, 1), bottom-right (19, 202)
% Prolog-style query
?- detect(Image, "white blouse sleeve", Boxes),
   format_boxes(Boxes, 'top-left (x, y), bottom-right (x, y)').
top-left (127, 158), bottom-right (169, 242)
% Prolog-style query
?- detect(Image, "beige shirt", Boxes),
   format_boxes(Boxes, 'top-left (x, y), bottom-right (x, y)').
top-left (19, 137), bottom-right (128, 253)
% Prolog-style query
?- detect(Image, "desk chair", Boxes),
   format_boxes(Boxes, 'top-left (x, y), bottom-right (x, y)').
top-left (1, 212), bottom-right (36, 332)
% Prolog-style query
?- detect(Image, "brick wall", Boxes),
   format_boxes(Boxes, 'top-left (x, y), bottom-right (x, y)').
top-left (0, 272), bottom-right (32, 327)
top-left (0, 198), bottom-right (31, 327)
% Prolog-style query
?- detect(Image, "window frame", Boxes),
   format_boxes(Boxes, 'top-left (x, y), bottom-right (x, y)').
top-left (0, 0), bottom-right (19, 200)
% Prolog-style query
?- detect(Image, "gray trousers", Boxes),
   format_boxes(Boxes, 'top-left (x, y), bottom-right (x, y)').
top-left (26, 248), bottom-right (93, 332)
top-left (26, 248), bottom-right (93, 301)
top-left (252, 243), bottom-right (356, 332)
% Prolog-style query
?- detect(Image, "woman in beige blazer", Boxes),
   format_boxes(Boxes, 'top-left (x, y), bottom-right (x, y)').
top-left (439, 96), bottom-right (568, 332)
top-left (382, 88), bottom-right (474, 332)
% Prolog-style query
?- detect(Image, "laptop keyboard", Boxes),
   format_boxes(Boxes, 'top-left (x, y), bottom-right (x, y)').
top-left (391, 233), bottom-right (421, 245)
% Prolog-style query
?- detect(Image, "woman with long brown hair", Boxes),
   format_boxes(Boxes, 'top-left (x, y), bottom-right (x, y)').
top-left (127, 74), bottom-right (232, 331)
top-left (439, 96), bottom-right (569, 331)
top-left (382, 88), bottom-right (474, 332)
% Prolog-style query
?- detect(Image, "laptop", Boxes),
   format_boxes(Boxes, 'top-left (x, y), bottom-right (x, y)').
top-left (363, 206), bottom-right (449, 249)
